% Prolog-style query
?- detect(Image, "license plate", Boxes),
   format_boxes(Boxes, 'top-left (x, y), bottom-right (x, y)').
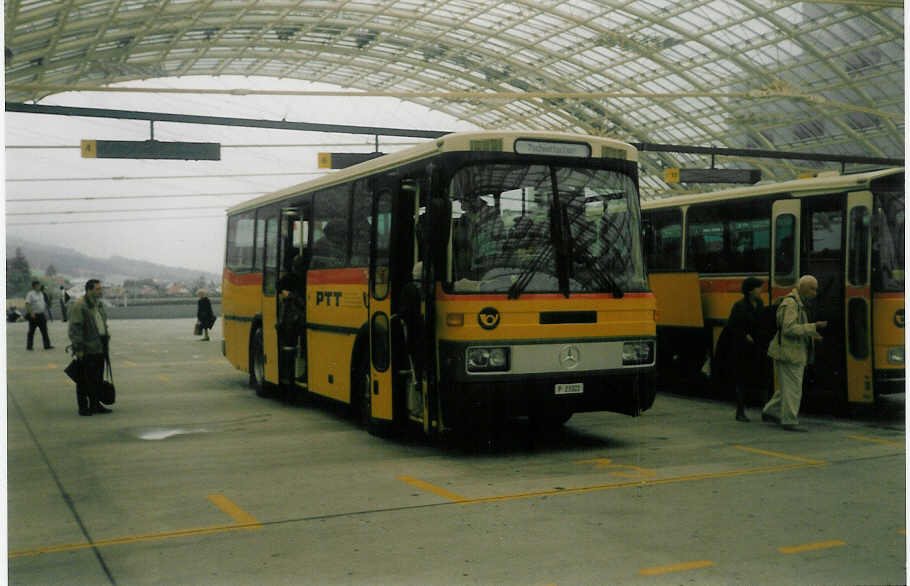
top-left (555, 383), bottom-right (583, 395)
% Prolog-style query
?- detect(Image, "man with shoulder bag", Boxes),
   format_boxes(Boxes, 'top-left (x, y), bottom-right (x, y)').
top-left (68, 279), bottom-right (113, 416)
top-left (762, 275), bottom-right (826, 431)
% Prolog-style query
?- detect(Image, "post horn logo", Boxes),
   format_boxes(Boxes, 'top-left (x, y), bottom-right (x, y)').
top-left (478, 307), bottom-right (501, 330)
top-left (895, 309), bottom-right (905, 328)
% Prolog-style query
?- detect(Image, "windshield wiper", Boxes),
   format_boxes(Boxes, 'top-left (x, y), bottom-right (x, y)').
top-left (507, 241), bottom-right (555, 299)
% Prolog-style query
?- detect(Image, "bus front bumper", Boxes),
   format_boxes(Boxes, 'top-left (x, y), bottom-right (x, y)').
top-left (439, 370), bottom-right (657, 422)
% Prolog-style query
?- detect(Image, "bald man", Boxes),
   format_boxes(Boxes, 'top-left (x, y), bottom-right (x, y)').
top-left (763, 275), bottom-right (827, 431)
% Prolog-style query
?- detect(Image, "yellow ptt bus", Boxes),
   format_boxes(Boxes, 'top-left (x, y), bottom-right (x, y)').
top-left (223, 131), bottom-right (658, 435)
top-left (642, 167), bottom-right (904, 412)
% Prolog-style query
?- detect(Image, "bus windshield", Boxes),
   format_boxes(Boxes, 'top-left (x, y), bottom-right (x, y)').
top-left (448, 163), bottom-right (646, 295)
top-left (873, 190), bottom-right (905, 292)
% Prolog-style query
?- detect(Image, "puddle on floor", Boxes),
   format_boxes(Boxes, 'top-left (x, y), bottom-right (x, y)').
top-left (135, 427), bottom-right (208, 440)
top-left (127, 415), bottom-right (272, 441)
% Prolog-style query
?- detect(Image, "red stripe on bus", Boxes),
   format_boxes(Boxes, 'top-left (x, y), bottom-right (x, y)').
top-left (845, 286), bottom-right (871, 297)
top-left (307, 267), bottom-right (369, 285)
top-left (223, 268), bottom-right (263, 286)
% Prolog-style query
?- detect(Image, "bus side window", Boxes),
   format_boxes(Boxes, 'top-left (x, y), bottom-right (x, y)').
top-left (686, 206), bottom-right (723, 273)
top-left (644, 210), bottom-right (682, 271)
top-left (774, 214), bottom-right (796, 280)
top-left (226, 211), bottom-right (256, 272)
top-left (848, 206), bottom-right (870, 286)
top-left (263, 212), bottom-right (279, 295)
top-left (311, 184), bottom-right (352, 269)
top-left (350, 179), bottom-right (373, 267)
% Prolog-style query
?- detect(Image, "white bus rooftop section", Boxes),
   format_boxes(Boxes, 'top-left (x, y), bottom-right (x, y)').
top-left (226, 131), bottom-right (638, 215)
top-left (643, 167), bottom-right (904, 211)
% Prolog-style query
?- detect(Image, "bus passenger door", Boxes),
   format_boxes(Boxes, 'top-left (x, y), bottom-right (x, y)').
top-left (261, 209), bottom-right (280, 385)
top-left (279, 206), bottom-right (310, 386)
top-left (367, 189), bottom-right (395, 422)
top-left (845, 191), bottom-right (874, 405)
top-left (802, 195), bottom-right (846, 407)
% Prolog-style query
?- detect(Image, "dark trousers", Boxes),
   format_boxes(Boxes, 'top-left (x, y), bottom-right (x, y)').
top-left (76, 353), bottom-right (105, 413)
top-left (27, 313), bottom-right (51, 349)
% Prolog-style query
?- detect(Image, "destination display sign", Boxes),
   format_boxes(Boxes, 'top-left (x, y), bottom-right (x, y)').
top-left (514, 139), bottom-right (591, 158)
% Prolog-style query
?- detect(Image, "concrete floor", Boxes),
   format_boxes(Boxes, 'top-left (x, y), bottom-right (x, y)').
top-left (6, 318), bottom-right (906, 585)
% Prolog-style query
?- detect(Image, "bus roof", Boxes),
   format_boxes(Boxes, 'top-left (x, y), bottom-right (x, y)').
top-left (642, 167), bottom-right (904, 211)
top-left (227, 131), bottom-right (637, 215)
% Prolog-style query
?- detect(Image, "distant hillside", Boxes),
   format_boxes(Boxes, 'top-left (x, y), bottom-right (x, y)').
top-left (6, 236), bottom-right (220, 283)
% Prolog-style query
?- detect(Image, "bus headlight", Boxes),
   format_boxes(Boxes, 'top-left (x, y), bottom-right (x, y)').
top-left (466, 347), bottom-right (510, 372)
top-left (622, 341), bottom-right (654, 366)
top-left (887, 347), bottom-right (905, 364)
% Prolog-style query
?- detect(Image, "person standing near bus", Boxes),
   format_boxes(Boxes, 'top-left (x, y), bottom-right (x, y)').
top-left (60, 285), bottom-right (71, 322)
top-left (25, 280), bottom-right (53, 350)
top-left (68, 279), bottom-right (111, 415)
top-left (762, 275), bottom-right (826, 431)
top-left (716, 277), bottom-right (765, 422)
top-left (196, 289), bottom-right (216, 341)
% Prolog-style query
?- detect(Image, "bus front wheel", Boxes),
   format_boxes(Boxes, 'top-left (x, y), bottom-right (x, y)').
top-left (354, 353), bottom-right (377, 434)
top-left (249, 325), bottom-right (269, 397)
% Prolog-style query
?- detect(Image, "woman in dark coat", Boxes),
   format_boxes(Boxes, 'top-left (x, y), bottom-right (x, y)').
top-left (196, 289), bottom-right (216, 341)
top-left (716, 277), bottom-right (765, 422)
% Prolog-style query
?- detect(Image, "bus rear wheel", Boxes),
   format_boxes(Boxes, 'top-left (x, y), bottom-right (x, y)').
top-left (249, 325), bottom-right (269, 397)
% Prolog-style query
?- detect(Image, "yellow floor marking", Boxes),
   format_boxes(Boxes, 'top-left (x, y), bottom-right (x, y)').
top-left (9, 496), bottom-right (261, 558)
top-left (207, 494), bottom-right (263, 527)
top-left (639, 560), bottom-right (714, 575)
top-left (47, 363), bottom-right (58, 369)
top-left (10, 365), bottom-right (67, 373)
top-left (398, 475), bottom-right (470, 503)
top-left (9, 522), bottom-right (259, 558)
top-left (158, 375), bottom-right (170, 382)
top-left (734, 445), bottom-right (827, 465)
top-left (778, 540), bottom-right (846, 554)
top-left (576, 457), bottom-right (615, 468)
top-left (122, 360), bottom-right (138, 367)
top-left (847, 434), bottom-right (904, 448)
top-left (405, 462), bottom-right (820, 505)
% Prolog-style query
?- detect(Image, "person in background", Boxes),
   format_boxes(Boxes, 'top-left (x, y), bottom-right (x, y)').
top-left (60, 285), bottom-right (71, 322)
top-left (25, 280), bottom-right (53, 350)
top-left (717, 277), bottom-right (765, 422)
top-left (196, 289), bottom-right (216, 341)
top-left (762, 275), bottom-right (826, 432)
top-left (41, 285), bottom-right (53, 321)
top-left (68, 279), bottom-right (111, 415)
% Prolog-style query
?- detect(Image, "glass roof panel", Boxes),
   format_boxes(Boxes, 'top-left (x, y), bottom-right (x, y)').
top-left (4, 0), bottom-right (903, 196)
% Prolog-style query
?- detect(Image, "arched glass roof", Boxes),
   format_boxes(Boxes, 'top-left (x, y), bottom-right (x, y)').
top-left (5, 0), bottom-right (904, 196)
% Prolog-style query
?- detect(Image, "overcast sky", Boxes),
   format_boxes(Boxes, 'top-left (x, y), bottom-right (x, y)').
top-left (4, 76), bottom-right (480, 276)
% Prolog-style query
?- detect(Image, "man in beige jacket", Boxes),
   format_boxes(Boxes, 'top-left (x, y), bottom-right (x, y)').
top-left (762, 275), bottom-right (826, 431)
